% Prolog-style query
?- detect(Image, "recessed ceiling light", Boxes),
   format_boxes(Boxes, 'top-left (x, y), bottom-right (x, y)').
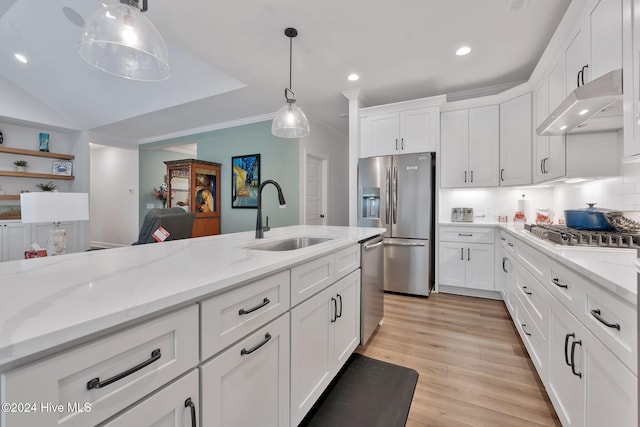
top-left (14, 53), bottom-right (28, 64)
top-left (560, 125), bottom-right (568, 130)
top-left (456, 46), bottom-right (471, 56)
top-left (578, 109), bottom-right (589, 115)
top-left (348, 73), bottom-right (359, 81)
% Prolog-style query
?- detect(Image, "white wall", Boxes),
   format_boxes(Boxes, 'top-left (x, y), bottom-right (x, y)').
top-left (89, 144), bottom-right (139, 248)
top-left (299, 120), bottom-right (349, 226)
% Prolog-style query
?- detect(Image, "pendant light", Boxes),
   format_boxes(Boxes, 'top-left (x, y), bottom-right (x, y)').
top-left (271, 27), bottom-right (310, 138)
top-left (79, 0), bottom-right (170, 81)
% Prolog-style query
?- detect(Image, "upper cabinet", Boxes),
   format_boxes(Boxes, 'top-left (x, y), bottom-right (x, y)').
top-left (565, 0), bottom-right (623, 94)
top-left (624, 0), bottom-right (640, 159)
top-left (440, 105), bottom-right (499, 188)
top-left (500, 93), bottom-right (533, 187)
top-left (360, 98), bottom-right (443, 158)
top-left (533, 78), bottom-right (566, 184)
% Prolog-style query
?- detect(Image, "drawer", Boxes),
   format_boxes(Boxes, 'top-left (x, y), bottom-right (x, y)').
top-left (1, 305), bottom-right (199, 427)
top-left (201, 270), bottom-right (290, 360)
top-left (334, 244), bottom-right (360, 281)
top-left (291, 254), bottom-right (334, 306)
top-left (100, 369), bottom-right (199, 427)
top-left (582, 281), bottom-right (637, 374)
top-left (499, 230), bottom-right (516, 253)
top-left (515, 297), bottom-right (548, 380)
top-left (440, 226), bottom-right (495, 244)
top-left (548, 261), bottom-right (586, 313)
top-left (516, 240), bottom-right (549, 285)
top-left (514, 262), bottom-right (549, 337)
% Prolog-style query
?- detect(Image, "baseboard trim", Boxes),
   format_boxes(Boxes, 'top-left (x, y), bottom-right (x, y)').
top-left (438, 285), bottom-right (503, 300)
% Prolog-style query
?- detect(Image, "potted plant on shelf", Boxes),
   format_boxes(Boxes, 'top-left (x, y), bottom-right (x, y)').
top-left (36, 181), bottom-right (57, 192)
top-left (14, 160), bottom-right (28, 172)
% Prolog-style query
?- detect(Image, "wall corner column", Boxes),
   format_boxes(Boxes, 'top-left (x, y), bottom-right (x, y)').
top-left (341, 89), bottom-right (361, 227)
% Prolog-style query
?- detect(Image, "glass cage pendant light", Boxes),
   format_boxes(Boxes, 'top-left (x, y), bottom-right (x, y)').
top-left (272, 27), bottom-right (310, 138)
top-left (79, 0), bottom-right (170, 81)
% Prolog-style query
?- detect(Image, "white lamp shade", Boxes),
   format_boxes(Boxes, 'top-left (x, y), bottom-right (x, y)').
top-left (20, 193), bottom-right (89, 224)
top-left (271, 102), bottom-right (311, 138)
top-left (78, 3), bottom-right (170, 81)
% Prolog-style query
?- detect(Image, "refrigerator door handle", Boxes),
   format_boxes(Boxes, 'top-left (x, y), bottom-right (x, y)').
top-left (385, 167), bottom-right (391, 224)
top-left (364, 240), bottom-right (384, 251)
top-left (392, 166), bottom-right (398, 224)
top-left (383, 241), bottom-right (426, 247)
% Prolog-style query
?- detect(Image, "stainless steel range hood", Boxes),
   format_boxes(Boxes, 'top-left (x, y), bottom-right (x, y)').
top-left (536, 69), bottom-right (622, 136)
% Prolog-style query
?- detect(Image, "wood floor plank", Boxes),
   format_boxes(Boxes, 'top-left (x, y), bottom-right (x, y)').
top-left (357, 292), bottom-right (561, 426)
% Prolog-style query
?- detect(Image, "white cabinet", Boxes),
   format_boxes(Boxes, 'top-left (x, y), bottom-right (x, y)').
top-left (624, 0), bottom-right (640, 158)
top-left (499, 93), bottom-right (532, 186)
top-left (533, 79), bottom-right (565, 183)
top-left (440, 105), bottom-right (499, 188)
top-left (548, 297), bottom-right (637, 427)
top-left (32, 221), bottom-right (81, 255)
top-left (0, 221), bottom-right (31, 262)
top-left (438, 227), bottom-right (495, 291)
top-left (565, 24), bottom-right (590, 95)
top-left (361, 107), bottom-right (439, 157)
top-left (200, 313), bottom-right (290, 427)
top-left (290, 269), bottom-right (360, 426)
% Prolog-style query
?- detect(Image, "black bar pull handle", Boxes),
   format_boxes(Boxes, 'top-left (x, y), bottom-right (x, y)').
top-left (460, 247), bottom-right (464, 261)
top-left (470, 170), bottom-right (473, 183)
top-left (458, 233), bottom-right (473, 237)
top-left (239, 297), bottom-right (270, 315)
top-left (464, 170), bottom-right (467, 183)
top-left (581, 64), bottom-right (588, 86)
top-left (467, 247), bottom-right (470, 261)
top-left (395, 138), bottom-right (398, 150)
top-left (240, 333), bottom-right (272, 356)
top-left (336, 294), bottom-right (343, 318)
top-left (577, 69), bottom-right (582, 88)
top-left (401, 137), bottom-right (404, 149)
top-left (522, 286), bottom-right (532, 296)
top-left (331, 297), bottom-right (337, 323)
top-left (185, 398), bottom-right (197, 427)
top-left (502, 257), bottom-right (507, 273)
top-left (570, 339), bottom-right (583, 378)
top-left (521, 324), bottom-right (532, 336)
top-left (500, 168), bottom-right (505, 182)
top-left (590, 309), bottom-right (621, 330)
top-left (552, 278), bottom-right (568, 289)
top-left (87, 348), bottom-right (161, 390)
top-left (564, 333), bottom-right (574, 367)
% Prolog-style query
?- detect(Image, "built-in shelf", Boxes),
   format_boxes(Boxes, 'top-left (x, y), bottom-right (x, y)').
top-left (0, 171), bottom-right (74, 180)
top-left (0, 195), bottom-right (20, 200)
top-left (0, 146), bottom-right (75, 160)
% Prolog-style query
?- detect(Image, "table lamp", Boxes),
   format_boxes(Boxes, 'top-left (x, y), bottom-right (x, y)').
top-left (20, 192), bottom-right (89, 256)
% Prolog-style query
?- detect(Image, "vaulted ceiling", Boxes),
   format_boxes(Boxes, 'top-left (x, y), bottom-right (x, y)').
top-left (0, 0), bottom-right (571, 143)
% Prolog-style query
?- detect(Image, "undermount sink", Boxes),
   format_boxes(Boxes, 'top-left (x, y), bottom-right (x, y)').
top-left (246, 236), bottom-right (334, 251)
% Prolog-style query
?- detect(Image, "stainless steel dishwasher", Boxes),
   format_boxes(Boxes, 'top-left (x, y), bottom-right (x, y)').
top-left (360, 235), bottom-right (384, 345)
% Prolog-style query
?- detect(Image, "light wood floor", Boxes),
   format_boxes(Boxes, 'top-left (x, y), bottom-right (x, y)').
top-left (357, 292), bottom-right (561, 427)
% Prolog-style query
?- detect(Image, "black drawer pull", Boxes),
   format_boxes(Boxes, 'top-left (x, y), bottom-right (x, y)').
top-left (239, 297), bottom-right (270, 315)
top-left (458, 233), bottom-right (473, 237)
top-left (241, 333), bottom-right (272, 356)
top-left (507, 242), bottom-right (514, 247)
top-left (331, 297), bottom-right (338, 323)
top-left (185, 398), bottom-right (197, 427)
top-left (590, 309), bottom-right (620, 330)
top-left (522, 286), bottom-right (532, 296)
top-left (521, 324), bottom-right (532, 336)
top-left (570, 339), bottom-right (583, 378)
top-left (564, 333), bottom-right (574, 367)
top-left (87, 348), bottom-right (161, 390)
top-left (502, 257), bottom-right (507, 273)
top-left (551, 278), bottom-right (568, 289)
top-left (336, 293), bottom-right (343, 318)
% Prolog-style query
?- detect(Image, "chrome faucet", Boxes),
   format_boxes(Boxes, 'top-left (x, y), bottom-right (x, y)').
top-left (255, 179), bottom-right (286, 238)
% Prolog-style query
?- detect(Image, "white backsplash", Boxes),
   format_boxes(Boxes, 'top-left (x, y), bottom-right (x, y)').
top-left (439, 162), bottom-right (640, 224)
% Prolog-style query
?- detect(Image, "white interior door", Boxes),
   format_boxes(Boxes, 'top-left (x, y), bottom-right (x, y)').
top-left (305, 153), bottom-right (327, 225)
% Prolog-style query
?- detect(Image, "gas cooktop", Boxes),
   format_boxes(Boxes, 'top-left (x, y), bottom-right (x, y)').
top-left (524, 224), bottom-right (640, 249)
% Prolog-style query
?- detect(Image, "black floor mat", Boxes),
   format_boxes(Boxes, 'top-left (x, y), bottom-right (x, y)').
top-left (299, 353), bottom-right (419, 427)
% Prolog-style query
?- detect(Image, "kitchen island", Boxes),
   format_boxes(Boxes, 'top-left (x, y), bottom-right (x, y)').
top-left (0, 225), bottom-right (383, 427)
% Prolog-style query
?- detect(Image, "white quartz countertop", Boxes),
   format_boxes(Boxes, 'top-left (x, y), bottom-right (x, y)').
top-left (0, 225), bottom-right (384, 370)
top-left (440, 222), bottom-right (637, 304)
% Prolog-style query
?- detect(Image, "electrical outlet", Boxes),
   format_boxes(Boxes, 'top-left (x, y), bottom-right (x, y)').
top-left (146, 203), bottom-right (154, 209)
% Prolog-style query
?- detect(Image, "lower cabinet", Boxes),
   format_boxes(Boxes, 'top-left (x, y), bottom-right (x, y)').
top-left (290, 269), bottom-right (361, 426)
top-left (0, 221), bottom-right (31, 262)
top-left (438, 241), bottom-right (494, 290)
top-left (101, 369), bottom-right (199, 427)
top-left (200, 314), bottom-right (290, 427)
top-left (548, 297), bottom-right (637, 427)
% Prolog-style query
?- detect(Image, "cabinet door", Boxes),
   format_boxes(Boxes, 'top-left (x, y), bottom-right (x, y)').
top-left (533, 80), bottom-right (550, 184)
top-left (503, 254), bottom-right (517, 315)
top-left (437, 241), bottom-right (466, 287)
top-left (290, 285), bottom-right (334, 425)
top-left (201, 314), bottom-right (290, 427)
top-left (332, 270), bottom-right (360, 370)
top-left (465, 243), bottom-right (495, 291)
top-left (548, 302), bottom-right (585, 427)
top-left (548, 54), bottom-right (565, 111)
top-left (499, 93), bottom-right (532, 186)
top-left (565, 24), bottom-right (590, 94)
top-left (590, 0), bottom-right (623, 80)
top-left (468, 105), bottom-right (499, 187)
top-left (101, 369), bottom-right (199, 427)
top-left (367, 112), bottom-right (400, 157)
top-left (440, 110), bottom-right (469, 188)
top-left (2, 222), bottom-right (31, 261)
top-left (32, 221), bottom-right (80, 255)
top-left (400, 107), bottom-right (437, 153)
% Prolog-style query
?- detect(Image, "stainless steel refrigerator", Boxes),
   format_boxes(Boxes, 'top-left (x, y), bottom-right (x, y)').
top-left (358, 152), bottom-right (434, 296)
